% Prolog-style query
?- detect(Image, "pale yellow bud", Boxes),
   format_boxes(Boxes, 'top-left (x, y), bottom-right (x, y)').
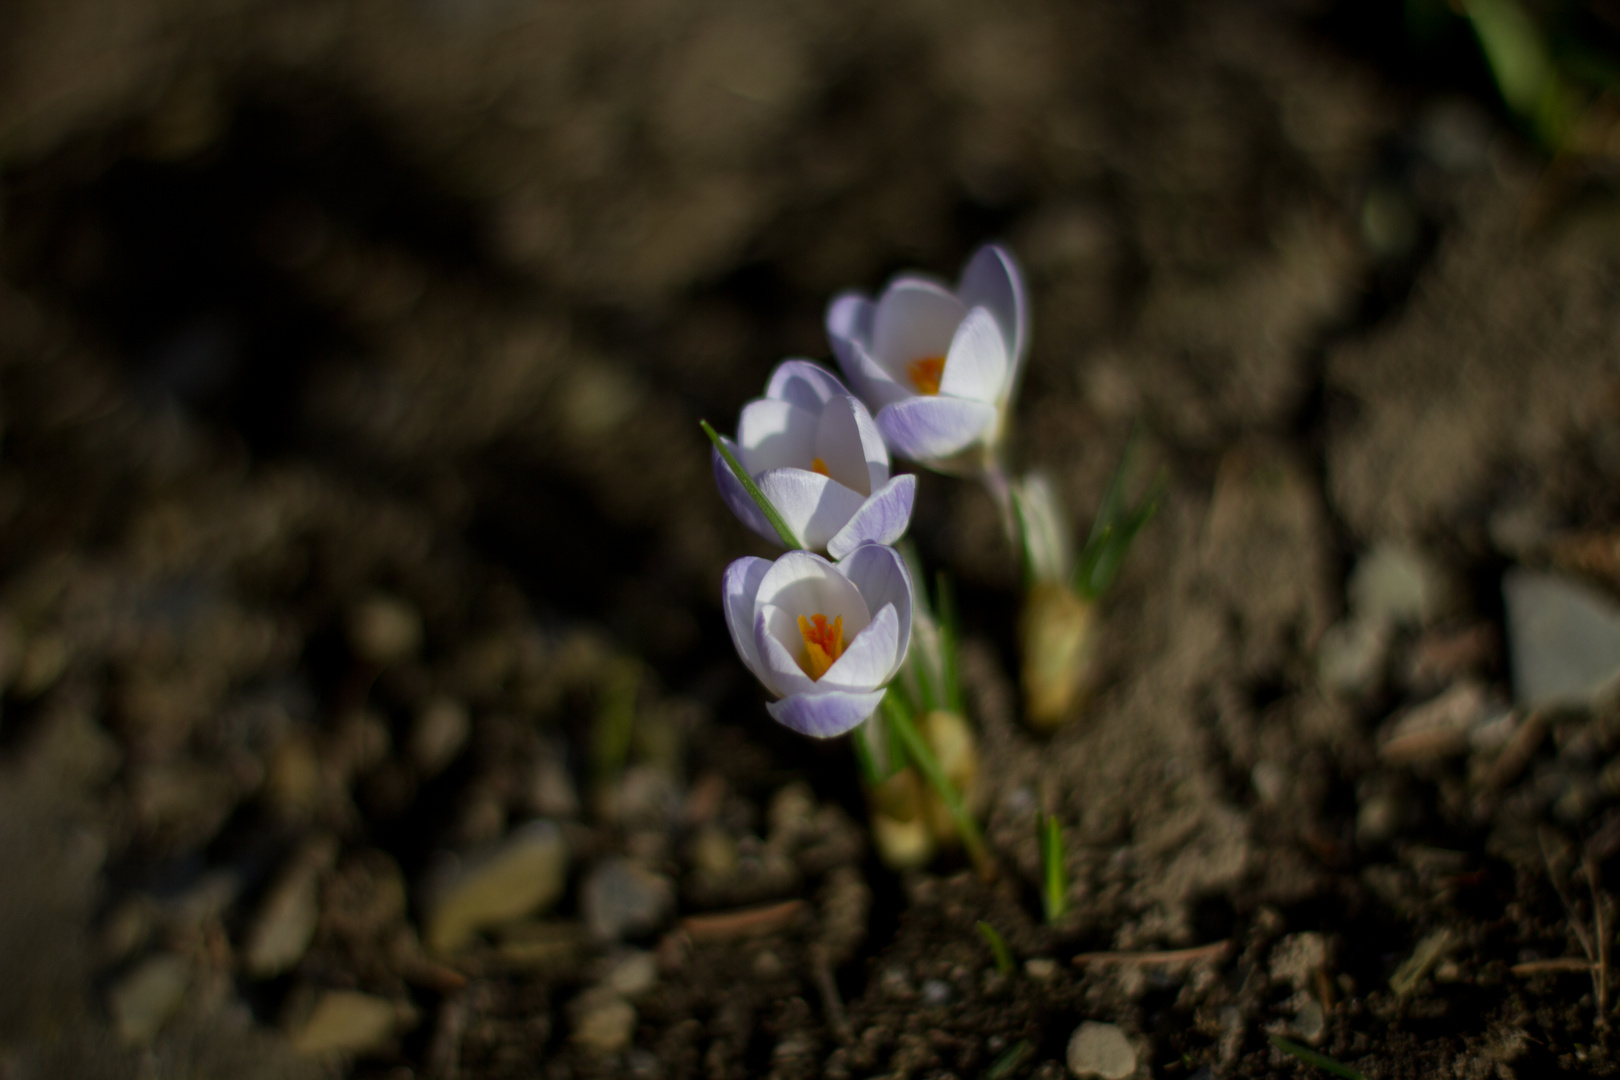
top-left (1019, 582), bottom-right (1097, 730)
top-left (919, 710), bottom-right (985, 844)
top-left (867, 768), bottom-right (935, 870)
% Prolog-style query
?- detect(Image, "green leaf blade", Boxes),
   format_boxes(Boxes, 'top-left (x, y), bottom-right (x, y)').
top-left (701, 420), bottom-right (803, 549)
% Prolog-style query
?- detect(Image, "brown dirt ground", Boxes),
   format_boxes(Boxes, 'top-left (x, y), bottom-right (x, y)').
top-left (3, 0), bottom-right (1620, 1077)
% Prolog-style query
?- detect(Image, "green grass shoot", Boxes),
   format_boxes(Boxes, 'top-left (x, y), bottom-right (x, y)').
top-left (1039, 812), bottom-right (1066, 922)
top-left (1268, 1035), bottom-right (1365, 1080)
top-left (976, 920), bottom-right (1015, 975)
top-left (885, 692), bottom-right (996, 881)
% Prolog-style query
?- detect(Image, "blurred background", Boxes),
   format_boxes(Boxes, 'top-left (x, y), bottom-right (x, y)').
top-left (3, 0), bottom-right (1620, 1076)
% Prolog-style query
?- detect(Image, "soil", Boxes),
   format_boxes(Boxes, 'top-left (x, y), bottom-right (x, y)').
top-left (3, 0), bottom-right (1620, 1077)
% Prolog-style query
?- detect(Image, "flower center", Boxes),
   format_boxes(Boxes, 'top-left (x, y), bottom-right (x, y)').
top-left (810, 457), bottom-right (830, 477)
top-left (907, 355), bottom-right (946, 395)
top-left (796, 613), bottom-right (845, 680)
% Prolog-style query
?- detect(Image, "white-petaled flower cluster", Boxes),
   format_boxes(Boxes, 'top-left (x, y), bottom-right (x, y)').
top-left (712, 244), bottom-right (1028, 739)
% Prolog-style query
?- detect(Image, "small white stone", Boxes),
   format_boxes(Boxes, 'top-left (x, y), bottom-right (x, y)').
top-left (1067, 1021), bottom-right (1136, 1079)
top-left (570, 987), bottom-right (636, 1053)
top-left (1504, 569), bottom-right (1620, 708)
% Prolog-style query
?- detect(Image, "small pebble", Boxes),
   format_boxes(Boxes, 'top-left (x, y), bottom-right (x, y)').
top-left (1503, 569), bottom-right (1620, 708)
top-left (1066, 1021), bottom-right (1136, 1079)
top-left (606, 950), bottom-right (659, 997)
top-left (289, 990), bottom-right (413, 1056)
top-left (921, 978), bottom-right (952, 1005)
top-left (423, 820), bottom-right (569, 954)
top-left (109, 953), bottom-right (190, 1045)
top-left (347, 594), bottom-right (423, 665)
top-left (1293, 998), bottom-right (1326, 1043)
top-left (409, 697), bottom-right (469, 776)
top-left (1024, 957), bottom-right (1058, 981)
top-left (570, 986), bottom-right (636, 1053)
top-left (243, 836), bottom-right (337, 977)
top-left (581, 857), bottom-right (674, 941)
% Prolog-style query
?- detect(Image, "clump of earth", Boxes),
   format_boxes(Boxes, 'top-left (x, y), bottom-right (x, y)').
top-left (3, 1), bottom-right (1620, 1077)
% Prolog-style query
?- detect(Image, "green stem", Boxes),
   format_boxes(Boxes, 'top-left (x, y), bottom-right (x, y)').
top-left (700, 420), bottom-right (803, 549)
top-left (884, 694), bottom-right (996, 881)
top-left (1040, 812), bottom-right (1067, 922)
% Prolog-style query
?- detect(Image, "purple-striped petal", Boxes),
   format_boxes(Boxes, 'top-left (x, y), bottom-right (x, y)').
top-left (766, 688), bottom-right (887, 739)
top-left (819, 602), bottom-right (900, 692)
top-left (826, 292), bottom-right (875, 372)
top-left (876, 396), bottom-right (999, 464)
top-left (836, 542), bottom-right (914, 679)
top-left (712, 443), bottom-right (779, 547)
top-left (825, 474), bottom-right (915, 560)
top-left (755, 469), bottom-right (868, 552)
top-left (957, 243), bottom-right (1028, 373)
top-left (842, 340), bottom-right (913, 410)
top-left (721, 557), bottom-right (773, 683)
top-left (765, 359), bottom-right (849, 413)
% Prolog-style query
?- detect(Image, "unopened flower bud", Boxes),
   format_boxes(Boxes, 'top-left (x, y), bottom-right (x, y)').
top-left (918, 710), bottom-right (984, 843)
top-left (1019, 581), bottom-right (1097, 729)
top-left (867, 768), bottom-right (935, 870)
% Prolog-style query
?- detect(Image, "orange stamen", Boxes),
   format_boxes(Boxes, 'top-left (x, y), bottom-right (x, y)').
top-left (810, 457), bottom-right (830, 477)
top-left (796, 613), bottom-right (845, 680)
top-left (907, 355), bottom-right (946, 395)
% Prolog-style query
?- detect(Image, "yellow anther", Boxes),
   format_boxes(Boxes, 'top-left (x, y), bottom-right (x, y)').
top-left (907, 355), bottom-right (946, 395)
top-left (810, 457), bottom-right (830, 477)
top-left (796, 613), bottom-right (845, 680)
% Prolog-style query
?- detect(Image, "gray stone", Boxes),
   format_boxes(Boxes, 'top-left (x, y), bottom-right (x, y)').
top-left (109, 953), bottom-right (190, 1045)
top-left (1067, 1021), bottom-right (1137, 1079)
top-left (581, 857), bottom-right (674, 941)
top-left (1503, 569), bottom-right (1620, 708)
top-left (1293, 998), bottom-right (1326, 1043)
top-left (1317, 616), bottom-right (1389, 696)
top-left (605, 950), bottom-right (659, 997)
top-left (423, 820), bottom-right (569, 954)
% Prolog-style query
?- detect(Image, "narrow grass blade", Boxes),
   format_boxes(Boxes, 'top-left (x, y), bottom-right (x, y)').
top-left (1268, 1035), bottom-right (1365, 1080)
top-left (700, 420), bottom-right (803, 549)
top-left (1040, 812), bottom-right (1066, 922)
top-left (885, 692), bottom-right (995, 881)
top-left (976, 920), bottom-right (1015, 975)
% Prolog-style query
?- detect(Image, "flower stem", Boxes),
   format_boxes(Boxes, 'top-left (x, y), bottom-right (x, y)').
top-left (884, 694), bottom-right (996, 881)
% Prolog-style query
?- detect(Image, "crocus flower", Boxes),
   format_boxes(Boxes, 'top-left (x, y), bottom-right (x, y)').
top-left (722, 542), bottom-right (913, 738)
top-left (712, 360), bottom-right (917, 558)
top-left (825, 244), bottom-right (1028, 473)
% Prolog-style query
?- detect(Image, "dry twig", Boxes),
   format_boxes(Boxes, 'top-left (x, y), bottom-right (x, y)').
top-left (1071, 941), bottom-right (1231, 967)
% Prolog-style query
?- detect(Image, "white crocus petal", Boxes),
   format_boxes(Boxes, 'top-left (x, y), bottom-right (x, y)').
top-left (813, 394), bottom-right (877, 496)
top-left (819, 602), bottom-right (900, 691)
top-left (766, 688), bottom-right (887, 739)
top-left (937, 307), bottom-right (1009, 405)
top-left (754, 469), bottom-right (867, 552)
top-left (957, 243), bottom-right (1028, 374)
top-left (766, 359), bottom-right (847, 413)
top-left (721, 557), bottom-right (773, 683)
top-left (872, 279), bottom-right (967, 385)
top-left (835, 542), bottom-right (913, 681)
top-left (754, 550), bottom-right (872, 634)
top-left (736, 398), bottom-right (818, 473)
top-left (876, 395), bottom-right (999, 463)
top-left (825, 474), bottom-right (916, 560)
top-left (754, 607), bottom-right (821, 698)
top-left (843, 340), bottom-right (913, 410)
